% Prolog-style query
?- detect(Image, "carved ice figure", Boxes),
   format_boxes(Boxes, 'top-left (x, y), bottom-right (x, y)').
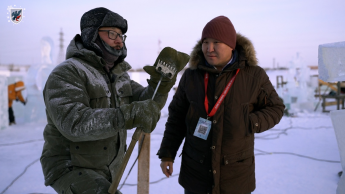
top-left (318, 41), bottom-right (345, 82)
top-left (330, 110), bottom-right (345, 194)
top-left (0, 76), bottom-right (8, 129)
top-left (41, 37), bottom-right (53, 65)
top-left (319, 41), bottom-right (345, 194)
top-left (24, 37), bottom-right (56, 123)
top-left (283, 53), bottom-right (316, 113)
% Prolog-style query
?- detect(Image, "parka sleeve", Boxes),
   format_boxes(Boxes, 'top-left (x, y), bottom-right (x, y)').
top-left (44, 62), bottom-right (125, 142)
top-left (249, 68), bottom-right (285, 133)
top-left (157, 70), bottom-right (190, 160)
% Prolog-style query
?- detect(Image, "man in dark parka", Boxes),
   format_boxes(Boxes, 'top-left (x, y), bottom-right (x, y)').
top-left (40, 7), bottom-right (189, 194)
top-left (158, 16), bottom-right (285, 194)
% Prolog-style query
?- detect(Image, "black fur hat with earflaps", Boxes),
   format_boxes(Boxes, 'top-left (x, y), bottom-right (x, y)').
top-left (80, 7), bottom-right (128, 62)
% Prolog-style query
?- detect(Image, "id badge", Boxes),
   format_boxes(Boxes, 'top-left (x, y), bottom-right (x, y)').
top-left (193, 117), bottom-right (212, 140)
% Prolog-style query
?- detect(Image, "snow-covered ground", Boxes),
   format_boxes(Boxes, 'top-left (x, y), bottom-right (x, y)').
top-left (0, 106), bottom-right (342, 194)
top-left (0, 71), bottom-right (343, 194)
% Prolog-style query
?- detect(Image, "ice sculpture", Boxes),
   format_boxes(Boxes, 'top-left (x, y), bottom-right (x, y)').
top-left (41, 37), bottom-right (54, 65)
top-left (24, 37), bottom-right (56, 123)
top-left (330, 110), bottom-right (345, 194)
top-left (319, 41), bottom-right (345, 194)
top-left (0, 76), bottom-right (8, 130)
top-left (318, 41), bottom-right (345, 82)
top-left (279, 53), bottom-right (316, 113)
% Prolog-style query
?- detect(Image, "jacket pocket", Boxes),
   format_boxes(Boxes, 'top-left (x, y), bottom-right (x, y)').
top-left (115, 75), bottom-right (133, 98)
top-left (69, 137), bottom-right (117, 169)
top-left (223, 148), bottom-right (254, 165)
top-left (87, 77), bottom-right (111, 108)
top-left (257, 87), bottom-right (271, 108)
top-left (183, 144), bottom-right (208, 165)
top-left (242, 103), bottom-right (254, 136)
top-left (181, 144), bottom-right (211, 179)
top-left (89, 92), bottom-right (111, 109)
top-left (220, 148), bottom-right (255, 181)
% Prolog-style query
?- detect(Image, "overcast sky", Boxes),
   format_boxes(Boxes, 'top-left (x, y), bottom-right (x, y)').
top-left (1, 0), bottom-right (344, 69)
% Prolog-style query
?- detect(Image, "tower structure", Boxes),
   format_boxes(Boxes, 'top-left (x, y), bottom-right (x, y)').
top-left (158, 39), bottom-right (162, 56)
top-left (56, 28), bottom-right (65, 65)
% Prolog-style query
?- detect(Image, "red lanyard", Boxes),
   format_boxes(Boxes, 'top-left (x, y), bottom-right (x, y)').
top-left (204, 69), bottom-right (240, 119)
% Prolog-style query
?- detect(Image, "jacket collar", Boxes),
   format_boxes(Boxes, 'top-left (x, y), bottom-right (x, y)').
top-left (66, 34), bottom-right (131, 75)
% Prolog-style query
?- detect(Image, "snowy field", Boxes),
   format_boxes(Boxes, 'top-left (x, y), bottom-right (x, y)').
top-left (0, 71), bottom-right (343, 194)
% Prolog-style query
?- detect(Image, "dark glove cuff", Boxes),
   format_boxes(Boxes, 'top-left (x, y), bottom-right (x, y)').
top-left (119, 104), bottom-right (134, 130)
top-left (161, 157), bottom-right (174, 163)
top-left (147, 78), bottom-right (176, 94)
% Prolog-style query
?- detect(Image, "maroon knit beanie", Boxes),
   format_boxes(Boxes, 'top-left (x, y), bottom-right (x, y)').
top-left (201, 16), bottom-right (236, 49)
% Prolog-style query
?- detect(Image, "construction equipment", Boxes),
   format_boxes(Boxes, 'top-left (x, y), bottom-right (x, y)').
top-left (108, 59), bottom-right (177, 194)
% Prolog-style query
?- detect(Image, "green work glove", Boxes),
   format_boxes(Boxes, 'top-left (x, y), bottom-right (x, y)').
top-left (143, 47), bottom-right (190, 94)
top-left (120, 99), bottom-right (161, 133)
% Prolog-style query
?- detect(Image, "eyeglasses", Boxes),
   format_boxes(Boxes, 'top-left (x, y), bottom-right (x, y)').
top-left (99, 30), bottom-right (127, 42)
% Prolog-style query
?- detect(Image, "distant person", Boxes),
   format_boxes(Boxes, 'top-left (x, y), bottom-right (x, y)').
top-left (40, 7), bottom-right (189, 194)
top-left (158, 16), bottom-right (285, 194)
top-left (8, 81), bottom-right (26, 125)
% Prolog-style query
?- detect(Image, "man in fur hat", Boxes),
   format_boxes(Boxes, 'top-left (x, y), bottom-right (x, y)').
top-left (40, 7), bottom-right (189, 194)
top-left (158, 16), bottom-right (285, 194)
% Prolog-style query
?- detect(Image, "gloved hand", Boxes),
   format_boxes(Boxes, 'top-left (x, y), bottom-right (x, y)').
top-left (115, 190), bottom-right (123, 194)
top-left (120, 99), bottom-right (161, 133)
top-left (22, 101), bottom-right (26, 106)
top-left (143, 47), bottom-right (190, 94)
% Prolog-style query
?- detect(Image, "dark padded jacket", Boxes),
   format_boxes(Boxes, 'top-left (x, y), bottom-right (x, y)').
top-left (158, 33), bottom-right (285, 194)
top-left (40, 35), bottom-right (167, 186)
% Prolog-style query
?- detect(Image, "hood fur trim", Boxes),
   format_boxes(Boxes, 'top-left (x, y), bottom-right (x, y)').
top-left (189, 33), bottom-right (258, 69)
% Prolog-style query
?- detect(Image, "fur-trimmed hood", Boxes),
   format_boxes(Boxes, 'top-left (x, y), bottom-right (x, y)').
top-left (189, 33), bottom-right (258, 69)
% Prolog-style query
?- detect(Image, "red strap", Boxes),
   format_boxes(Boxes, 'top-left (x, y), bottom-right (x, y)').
top-left (204, 69), bottom-right (240, 118)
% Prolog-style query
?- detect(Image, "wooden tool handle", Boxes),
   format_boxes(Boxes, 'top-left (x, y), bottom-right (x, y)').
top-left (108, 128), bottom-right (143, 194)
top-left (109, 71), bottom-right (164, 193)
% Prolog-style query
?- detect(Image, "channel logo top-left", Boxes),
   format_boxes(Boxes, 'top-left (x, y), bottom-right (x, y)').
top-left (7, 5), bottom-right (26, 24)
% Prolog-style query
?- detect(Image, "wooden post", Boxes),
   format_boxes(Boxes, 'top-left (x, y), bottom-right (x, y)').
top-left (276, 75), bottom-right (282, 88)
top-left (137, 133), bottom-right (150, 194)
top-left (276, 75), bottom-right (287, 88)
